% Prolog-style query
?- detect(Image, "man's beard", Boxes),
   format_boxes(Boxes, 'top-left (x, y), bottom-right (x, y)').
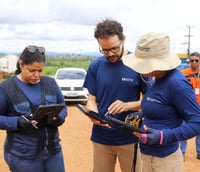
top-left (106, 45), bottom-right (124, 63)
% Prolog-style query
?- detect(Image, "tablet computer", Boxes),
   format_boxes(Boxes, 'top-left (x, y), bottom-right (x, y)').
top-left (76, 104), bottom-right (146, 132)
top-left (33, 103), bottom-right (65, 123)
top-left (76, 104), bottom-right (108, 124)
top-left (104, 114), bottom-right (146, 133)
top-left (76, 104), bottom-right (119, 127)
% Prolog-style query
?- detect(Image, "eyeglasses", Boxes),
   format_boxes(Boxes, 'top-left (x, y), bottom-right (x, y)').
top-left (190, 59), bottom-right (199, 63)
top-left (27, 45), bottom-right (46, 54)
top-left (99, 42), bottom-right (122, 54)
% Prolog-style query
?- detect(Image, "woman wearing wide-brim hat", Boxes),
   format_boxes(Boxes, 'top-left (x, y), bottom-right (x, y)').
top-left (123, 32), bottom-right (200, 172)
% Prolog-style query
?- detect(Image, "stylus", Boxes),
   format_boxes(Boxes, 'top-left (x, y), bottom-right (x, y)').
top-left (21, 115), bottom-right (38, 129)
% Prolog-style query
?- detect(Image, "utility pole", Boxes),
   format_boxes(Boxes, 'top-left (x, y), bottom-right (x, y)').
top-left (185, 25), bottom-right (193, 55)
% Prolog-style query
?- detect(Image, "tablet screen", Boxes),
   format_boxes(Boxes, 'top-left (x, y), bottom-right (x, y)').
top-left (33, 103), bottom-right (65, 123)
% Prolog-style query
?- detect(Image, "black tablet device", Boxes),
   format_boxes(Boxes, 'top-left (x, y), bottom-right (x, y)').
top-left (104, 114), bottom-right (146, 133)
top-left (76, 104), bottom-right (108, 124)
top-left (76, 104), bottom-right (119, 128)
top-left (33, 103), bottom-right (65, 123)
top-left (76, 104), bottom-right (145, 132)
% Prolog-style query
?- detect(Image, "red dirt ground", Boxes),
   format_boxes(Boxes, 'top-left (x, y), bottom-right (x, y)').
top-left (0, 105), bottom-right (199, 172)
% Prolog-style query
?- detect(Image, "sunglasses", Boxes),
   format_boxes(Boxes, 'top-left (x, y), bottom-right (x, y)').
top-left (27, 45), bottom-right (46, 54)
top-left (190, 59), bottom-right (199, 63)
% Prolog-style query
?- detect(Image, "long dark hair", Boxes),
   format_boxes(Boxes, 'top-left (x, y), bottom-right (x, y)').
top-left (15, 46), bottom-right (46, 75)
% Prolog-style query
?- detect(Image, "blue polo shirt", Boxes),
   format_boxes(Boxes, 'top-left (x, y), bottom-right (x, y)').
top-left (83, 55), bottom-right (148, 145)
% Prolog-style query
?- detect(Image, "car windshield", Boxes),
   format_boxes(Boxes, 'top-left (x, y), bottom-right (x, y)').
top-left (56, 70), bottom-right (86, 79)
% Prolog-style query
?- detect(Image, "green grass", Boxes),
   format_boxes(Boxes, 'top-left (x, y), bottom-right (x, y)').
top-left (44, 56), bottom-right (95, 76)
top-left (1, 55), bottom-right (96, 79)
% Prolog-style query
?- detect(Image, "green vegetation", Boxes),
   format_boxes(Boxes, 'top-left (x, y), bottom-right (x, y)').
top-left (44, 56), bottom-right (95, 76)
top-left (0, 55), bottom-right (96, 80)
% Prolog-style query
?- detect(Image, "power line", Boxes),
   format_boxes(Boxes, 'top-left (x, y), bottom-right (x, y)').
top-left (185, 25), bottom-right (194, 55)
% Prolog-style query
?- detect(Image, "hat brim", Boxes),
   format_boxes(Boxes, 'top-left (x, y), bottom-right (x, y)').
top-left (123, 53), bottom-right (181, 74)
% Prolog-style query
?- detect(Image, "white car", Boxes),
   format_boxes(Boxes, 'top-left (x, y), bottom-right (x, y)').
top-left (55, 68), bottom-right (88, 102)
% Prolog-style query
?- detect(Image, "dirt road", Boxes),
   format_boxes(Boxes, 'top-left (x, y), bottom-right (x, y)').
top-left (0, 105), bottom-right (199, 172)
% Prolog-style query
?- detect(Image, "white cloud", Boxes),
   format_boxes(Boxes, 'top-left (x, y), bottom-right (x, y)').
top-left (0, 0), bottom-right (199, 53)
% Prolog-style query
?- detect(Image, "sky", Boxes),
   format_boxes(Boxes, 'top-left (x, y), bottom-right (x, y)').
top-left (0, 0), bottom-right (199, 54)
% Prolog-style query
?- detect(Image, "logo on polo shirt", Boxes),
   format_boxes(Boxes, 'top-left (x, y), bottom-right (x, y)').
top-left (122, 77), bottom-right (134, 82)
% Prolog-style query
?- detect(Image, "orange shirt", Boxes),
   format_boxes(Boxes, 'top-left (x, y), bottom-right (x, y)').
top-left (182, 68), bottom-right (200, 105)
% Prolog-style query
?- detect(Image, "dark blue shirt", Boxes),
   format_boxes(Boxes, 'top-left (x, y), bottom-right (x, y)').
top-left (84, 55), bottom-right (148, 145)
top-left (141, 69), bottom-right (200, 157)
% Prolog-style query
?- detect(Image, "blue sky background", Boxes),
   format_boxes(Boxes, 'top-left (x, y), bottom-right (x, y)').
top-left (0, 0), bottom-right (199, 54)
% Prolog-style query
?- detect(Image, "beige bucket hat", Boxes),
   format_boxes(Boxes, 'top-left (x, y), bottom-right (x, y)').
top-left (123, 32), bottom-right (181, 74)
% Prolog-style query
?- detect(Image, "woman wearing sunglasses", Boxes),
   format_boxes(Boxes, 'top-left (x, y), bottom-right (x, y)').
top-left (0, 46), bottom-right (67, 172)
